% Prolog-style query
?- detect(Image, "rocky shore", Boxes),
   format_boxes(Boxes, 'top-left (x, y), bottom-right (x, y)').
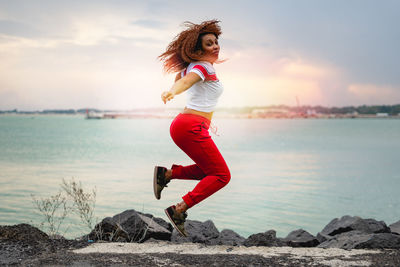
top-left (1, 210), bottom-right (400, 266)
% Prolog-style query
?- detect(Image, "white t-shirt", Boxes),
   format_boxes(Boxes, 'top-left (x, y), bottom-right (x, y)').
top-left (180, 61), bottom-right (224, 113)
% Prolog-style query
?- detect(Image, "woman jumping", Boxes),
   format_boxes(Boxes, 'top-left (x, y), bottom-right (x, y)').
top-left (154, 20), bottom-right (230, 237)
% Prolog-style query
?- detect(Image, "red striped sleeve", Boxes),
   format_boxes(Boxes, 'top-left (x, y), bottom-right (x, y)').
top-left (192, 65), bottom-right (218, 81)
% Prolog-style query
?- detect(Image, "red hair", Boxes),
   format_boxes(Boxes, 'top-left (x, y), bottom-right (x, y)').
top-left (158, 20), bottom-right (222, 73)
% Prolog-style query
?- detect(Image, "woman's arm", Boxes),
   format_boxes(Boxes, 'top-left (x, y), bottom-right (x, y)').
top-left (161, 72), bottom-right (202, 104)
top-left (175, 73), bottom-right (181, 82)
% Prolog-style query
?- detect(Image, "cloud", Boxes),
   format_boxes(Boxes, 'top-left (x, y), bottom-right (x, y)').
top-left (131, 19), bottom-right (166, 29)
top-left (347, 84), bottom-right (400, 105)
top-left (0, 1), bottom-right (399, 110)
top-left (218, 44), bottom-right (343, 107)
top-left (0, 20), bottom-right (43, 38)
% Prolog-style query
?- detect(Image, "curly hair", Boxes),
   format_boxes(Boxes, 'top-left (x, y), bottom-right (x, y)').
top-left (158, 20), bottom-right (222, 73)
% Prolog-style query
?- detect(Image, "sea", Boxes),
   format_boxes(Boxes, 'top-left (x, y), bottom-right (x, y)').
top-left (0, 114), bottom-right (399, 239)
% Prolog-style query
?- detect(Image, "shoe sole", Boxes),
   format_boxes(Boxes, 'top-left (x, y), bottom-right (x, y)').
top-left (164, 208), bottom-right (188, 237)
top-left (153, 166), bottom-right (160, 200)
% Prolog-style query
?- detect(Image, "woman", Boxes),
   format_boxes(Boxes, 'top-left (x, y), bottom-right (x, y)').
top-left (154, 20), bottom-right (230, 237)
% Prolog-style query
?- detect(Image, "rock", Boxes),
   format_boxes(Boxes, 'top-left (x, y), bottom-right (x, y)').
top-left (0, 224), bottom-right (88, 266)
top-left (354, 233), bottom-right (400, 249)
top-left (319, 215), bottom-right (390, 237)
top-left (89, 217), bottom-right (129, 242)
top-left (318, 230), bottom-right (400, 249)
top-left (389, 220), bottom-right (400, 235)
top-left (364, 218), bottom-right (391, 233)
top-left (316, 232), bottom-right (333, 244)
top-left (143, 213), bottom-right (173, 232)
top-left (243, 230), bottom-right (284, 247)
top-left (208, 229), bottom-right (246, 246)
top-left (0, 224), bottom-right (49, 242)
top-left (171, 220), bottom-right (219, 244)
top-left (318, 230), bottom-right (370, 249)
top-left (89, 209), bottom-right (171, 242)
top-left (282, 229), bottom-right (319, 247)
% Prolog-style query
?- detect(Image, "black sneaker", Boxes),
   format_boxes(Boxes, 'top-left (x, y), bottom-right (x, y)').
top-left (165, 205), bottom-right (188, 237)
top-left (153, 166), bottom-right (169, 200)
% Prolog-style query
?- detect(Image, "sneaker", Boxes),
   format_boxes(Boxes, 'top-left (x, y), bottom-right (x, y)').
top-left (153, 166), bottom-right (170, 200)
top-left (164, 205), bottom-right (188, 237)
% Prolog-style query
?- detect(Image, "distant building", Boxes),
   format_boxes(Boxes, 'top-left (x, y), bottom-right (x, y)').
top-left (251, 108), bottom-right (290, 118)
top-left (376, 113), bottom-right (389, 117)
top-left (306, 109), bottom-right (317, 116)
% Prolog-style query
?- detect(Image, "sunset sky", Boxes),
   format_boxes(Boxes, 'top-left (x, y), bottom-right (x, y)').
top-left (0, 0), bottom-right (399, 110)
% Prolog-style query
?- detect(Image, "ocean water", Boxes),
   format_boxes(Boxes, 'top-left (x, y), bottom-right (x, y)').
top-left (0, 114), bottom-right (399, 239)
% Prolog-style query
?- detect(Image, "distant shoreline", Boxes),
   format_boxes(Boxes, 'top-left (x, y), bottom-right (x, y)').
top-left (1, 112), bottom-right (399, 119)
top-left (1, 104), bottom-right (400, 119)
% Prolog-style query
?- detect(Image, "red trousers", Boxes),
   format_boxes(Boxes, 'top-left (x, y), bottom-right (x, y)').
top-left (170, 113), bottom-right (231, 208)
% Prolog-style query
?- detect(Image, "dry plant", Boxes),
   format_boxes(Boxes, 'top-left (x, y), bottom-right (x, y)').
top-left (31, 192), bottom-right (69, 237)
top-left (61, 178), bottom-right (97, 231)
top-left (31, 178), bottom-right (97, 238)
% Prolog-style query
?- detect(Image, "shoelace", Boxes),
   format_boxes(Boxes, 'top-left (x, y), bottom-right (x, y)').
top-left (173, 211), bottom-right (187, 223)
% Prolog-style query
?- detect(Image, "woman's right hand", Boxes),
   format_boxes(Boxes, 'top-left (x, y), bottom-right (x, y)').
top-left (161, 91), bottom-right (175, 104)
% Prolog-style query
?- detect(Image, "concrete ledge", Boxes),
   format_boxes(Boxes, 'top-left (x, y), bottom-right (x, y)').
top-left (74, 241), bottom-right (381, 266)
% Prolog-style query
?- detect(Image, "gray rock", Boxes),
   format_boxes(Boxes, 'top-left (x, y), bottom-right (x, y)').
top-left (171, 220), bottom-right (219, 244)
top-left (89, 217), bottom-right (130, 242)
top-left (89, 209), bottom-right (171, 242)
top-left (320, 215), bottom-right (390, 237)
top-left (318, 230), bottom-right (370, 249)
top-left (318, 230), bottom-right (400, 250)
top-left (243, 230), bottom-right (284, 247)
top-left (364, 218), bottom-right (391, 233)
top-left (208, 229), bottom-right (246, 246)
top-left (316, 232), bottom-right (334, 244)
top-left (282, 229), bottom-right (319, 247)
top-left (143, 213), bottom-right (173, 232)
top-left (354, 233), bottom-right (400, 249)
top-left (389, 220), bottom-right (400, 235)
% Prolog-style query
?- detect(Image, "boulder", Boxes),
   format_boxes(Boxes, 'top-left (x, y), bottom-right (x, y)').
top-left (318, 230), bottom-right (370, 249)
top-left (354, 233), bottom-right (400, 249)
top-left (208, 229), bottom-right (246, 246)
top-left (282, 229), bottom-right (319, 247)
top-left (243, 230), bottom-right (284, 247)
top-left (171, 220), bottom-right (219, 244)
top-left (318, 230), bottom-right (400, 250)
top-left (364, 218), bottom-right (391, 233)
top-left (319, 215), bottom-right (390, 237)
top-left (389, 220), bottom-right (400, 235)
top-left (316, 232), bottom-right (334, 244)
top-left (89, 209), bottom-right (171, 242)
top-left (143, 213), bottom-right (173, 232)
top-left (89, 217), bottom-right (129, 242)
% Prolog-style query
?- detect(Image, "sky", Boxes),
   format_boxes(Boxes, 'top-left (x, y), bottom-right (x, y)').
top-left (0, 0), bottom-right (399, 111)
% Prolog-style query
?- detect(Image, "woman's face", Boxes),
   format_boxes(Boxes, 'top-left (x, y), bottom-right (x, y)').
top-left (201, 33), bottom-right (220, 63)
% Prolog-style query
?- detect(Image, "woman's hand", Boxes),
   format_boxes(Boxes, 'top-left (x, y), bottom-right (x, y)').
top-left (161, 91), bottom-right (175, 104)
top-left (161, 72), bottom-right (202, 104)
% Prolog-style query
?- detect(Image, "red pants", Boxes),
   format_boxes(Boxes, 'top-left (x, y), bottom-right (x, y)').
top-left (170, 113), bottom-right (231, 208)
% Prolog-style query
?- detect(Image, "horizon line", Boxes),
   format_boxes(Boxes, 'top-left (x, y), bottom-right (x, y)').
top-left (2, 103), bottom-right (400, 112)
